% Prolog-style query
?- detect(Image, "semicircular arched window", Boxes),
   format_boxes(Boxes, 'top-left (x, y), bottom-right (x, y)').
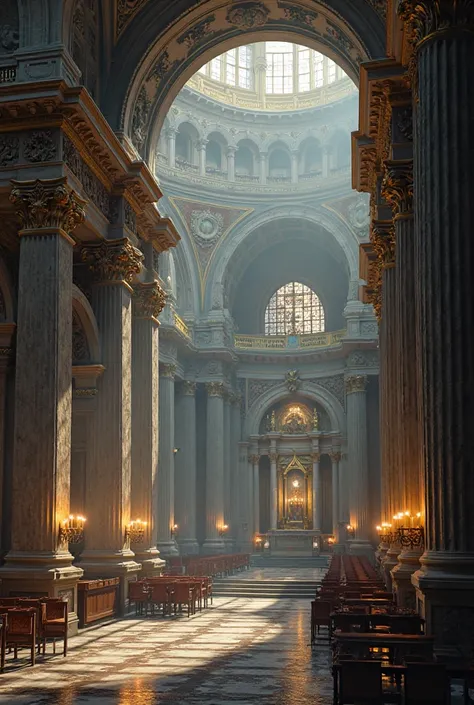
top-left (264, 282), bottom-right (325, 336)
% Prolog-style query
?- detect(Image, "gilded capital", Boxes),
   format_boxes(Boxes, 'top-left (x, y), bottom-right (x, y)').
top-left (366, 256), bottom-right (382, 322)
top-left (161, 363), bottom-right (177, 379)
top-left (249, 454), bottom-right (260, 465)
top-left (206, 381), bottom-right (225, 397)
top-left (345, 375), bottom-right (368, 394)
top-left (398, 0), bottom-right (474, 48)
top-left (82, 238), bottom-right (143, 284)
top-left (182, 380), bottom-right (197, 396)
top-left (269, 452), bottom-right (279, 464)
top-left (133, 280), bottom-right (167, 319)
top-left (311, 452), bottom-right (321, 463)
top-left (371, 220), bottom-right (396, 268)
top-left (382, 160), bottom-right (414, 216)
top-left (10, 177), bottom-right (86, 235)
top-left (330, 451), bottom-right (342, 463)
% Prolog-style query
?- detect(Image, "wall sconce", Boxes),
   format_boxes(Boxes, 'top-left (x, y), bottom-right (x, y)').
top-left (125, 519), bottom-right (147, 543)
top-left (173, 448), bottom-right (180, 455)
top-left (59, 515), bottom-right (86, 544)
top-left (346, 524), bottom-right (355, 539)
top-left (219, 524), bottom-right (229, 537)
top-left (171, 523), bottom-right (178, 538)
top-left (328, 536), bottom-right (335, 545)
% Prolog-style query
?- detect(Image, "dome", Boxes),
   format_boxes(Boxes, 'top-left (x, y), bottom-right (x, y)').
top-left (187, 42), bottom-right (356, 111)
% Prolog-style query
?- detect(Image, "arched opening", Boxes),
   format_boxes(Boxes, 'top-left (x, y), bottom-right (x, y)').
top-left (264, 281), bottom-right (325, 336)
top-left (175, 122), bottom-right (199, 168)
top-left (268, 143), bottom-right (291, 181)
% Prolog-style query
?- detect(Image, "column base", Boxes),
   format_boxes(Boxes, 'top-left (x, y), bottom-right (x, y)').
top-left (348, 540), bottom-right (375, 563)
top-left (156, 540), bottom-right (179, 557)
top-left (202, 538), bottom-right (227, 555)
top-left (133, 547), bottom-right (166, 577)
top-left (224, 539), bottom-right (236, 553)
top-left (176, 539), bottom-right (200, 556)
top-left (78, 549), bottom-right (141, 614)
top-left (382, 546), bottom-right (401, 591)
top-left (412, 551), bottom-right (474, 664)
top-left (391, 549), bottom-right (422, 610)
top-left (0, 550), bottom-right (83, 635)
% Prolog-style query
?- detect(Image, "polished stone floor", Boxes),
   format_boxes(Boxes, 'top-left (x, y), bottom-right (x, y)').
top-left (0, 588), bottom-right (332, 704)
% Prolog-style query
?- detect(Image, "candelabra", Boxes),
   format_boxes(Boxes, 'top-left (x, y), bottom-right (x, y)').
top-left (125, 519), bottom-right (147, 543)
top-left (396, 526), bottom-right (425, 550)
top-left (59, 515), bottom-right (86, 544)
top-left (346, 524), bottom-right (355, 539)
top-left (170, 523), bottom-right (178, 538)
top-left (219, 523), bottom-right (229, 537)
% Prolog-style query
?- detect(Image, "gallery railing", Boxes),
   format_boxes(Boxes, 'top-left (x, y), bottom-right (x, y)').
top-left (234, 329), bottom-right (345, 351)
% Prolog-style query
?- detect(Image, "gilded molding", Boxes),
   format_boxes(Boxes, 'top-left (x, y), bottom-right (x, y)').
top-left (345, 374), bottom-right (368, 394)
top-left (10, 177), bottom-right (86, 234)
top-left (371, 220), bottom-right (396, 268)
top-left (227, 3), bottom-right (270, 29)
top-left (382, 159), bottom-right (414, 216)
top-left (133, 280), bottom-right (167, 319)
top-left (182, 380), bottom-right (197, 396)
top-left (82, 238), bottom-right (143, 284)
top-left (73, 387), bottom-right (98, 398)
top-left (206, 381), bottom-right (225, 398)
top-left (398, 0), bottom-right (474, 47)
top-left (161, 363), bottom-right (177, 379)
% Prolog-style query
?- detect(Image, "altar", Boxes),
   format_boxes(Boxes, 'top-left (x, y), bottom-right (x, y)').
top-left (267, 530), bottom-right (321, 556)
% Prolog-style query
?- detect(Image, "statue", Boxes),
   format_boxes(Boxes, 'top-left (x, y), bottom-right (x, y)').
top-left (285, 369), bottom-right (301, 393)
top-left (312, 408), bottom-right (319, 430)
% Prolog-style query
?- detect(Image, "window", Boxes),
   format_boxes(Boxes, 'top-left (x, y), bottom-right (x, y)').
top-left (210, 56), bottom-right (221, 81)
top-left (298, 47), bottom-right (310, 92)
top-left (238, 45), bottom-right (252, 89)
top-left (327, 59), bottom-right (336, 84)
top-left (313, 52), bottom-right (324, 88)
top-left (266, 42), bottom-right (293, 94)
top-left (226, 48), bottom-right (236, 85)
top-left (264, 282), bottom-right (325, 336)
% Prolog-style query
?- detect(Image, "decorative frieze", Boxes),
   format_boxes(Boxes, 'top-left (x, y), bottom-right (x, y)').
top-left (116, 0), bottom-right (148, 38)
top-left (23, 131), bottom-right (56, 163)
top-left (206, 381), bottom-right (225, 398)
top-left (177, 16), bottom-right (216, 49)
top-left (278, 3), bottom-right (318, 25)
top-left (345, 375), bottom-right (368, 395)
top-left (63, 136), bottom-right (110, 216)
top-left (10, 177), bottom-right (86, 234)
top-left (0, 135), bottom-right (19, 166)
top-left (81, 238), bottom-right (143, 284)
top-left (133, 280), bottom-right (166, 320)
top-left (308, 374), bottom-right (345, 409)
top-left (227, 3), bottom-right (269, 29)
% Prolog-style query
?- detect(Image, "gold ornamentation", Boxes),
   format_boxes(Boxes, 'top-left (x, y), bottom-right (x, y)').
top-left (345, 375), bottom-right (368, 394)
top-left (285, 369), bottom-right (301, 393)
top-left (133, 280), bottom-right (166, 319)
top-left (382, 160), bottom-right (414, 216)
top-left (371, 220), bottom-right (396, 268)
top-left (182, 380), bottom-right (197, 396)
top-left (269, 452), bottom-right (279, 464)
top-left (249, 454), bottom-right (260, 465)
top-left (270, 410), bottom-right (277, 431)
top-left (330, 451), bottom-right (342, 462)
top-left (81, 238), bottom-right (143, 284)
top-left (174, 312), bottom-right (189, 337)
top-left (206, 381), bottom-right (225, 397)
top-left (312, 408), bottom-right (319, 431)
top-left (10, 177), bottom-right (86, 234)
top-left (311, 452), bottom-right (321, 463)
top-left (161, 363), bottom-right (177, 379)
top-left (398, 0), bottom-right (474, 48)
top-left (227, 3), bottom-right (270, 29)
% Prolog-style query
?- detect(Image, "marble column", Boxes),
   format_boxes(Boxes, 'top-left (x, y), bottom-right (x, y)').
top-left (175, 381), bottom-right (199, 555)
top-left (0, 178), bottom-right (85, 627)
top-left (227, 146), bottom-right (236, 182)
top-left (131, 281), bottom-right (166, 575)
top-left (223, 392), bottom-right (232, 549)
top-left (204, 382), bottom-right (226, 554)
top-left (291, 150), bottom-right (299, 184)
top-left (0, 329), bottom-right (14, 555)
top-left (198, 139), bottom-right (208, 176)
top-left (399, 0), bottom-right (474, 657)
top-left (330, 451), bottom-right (342, 542)
top-left (322, 146), bottom-right (330, 178)
top-left (346, 374), bottom-right (372, 556)
top-left (251, 455), bottom-right (261, 535)
top-left (238, 442), bottom-right (251, 552)
top-left (269, 450), bottom-right (278, 530)
top-left (79, 239), bottom-right (143, 607)
top-left (259, 152), bottom-right (267, 184)
top-left (167, 127), bottom-right (177, 168)
top-left (311, 451), bottom-right (322, 532)
top-left (157, 364), bottom-right (179, 556)
top-left (247, 454), bottom-right (255, 539)
top-left (229, 393), bottom-right (242, 547)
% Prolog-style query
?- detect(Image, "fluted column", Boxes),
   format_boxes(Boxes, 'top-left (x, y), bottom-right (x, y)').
top-left (175, 381), bottom-right (199, 555)
top-left (79, 239), bottom-right (143, 604)
top-left (0, 336), bottom-right (13, 556)
top-left (0, 178), bottom-right (85, 623)
top-left (346, 374), bottom-right (372, 556)
top-left (250, 455), bottom-right (261, 535)
top-left (311, 451), bottom-right (321, 532)
top-left (269, 450), bottom-right (278, 530)
top-left (131, 281), bottom-right (166, 575)
top-left (229, 394), bottom-right (242, 547)
top-left (204, 382), bottom-right (226, 554)
top-left (330, 451), bottom-right (342, 542)
top-left (167, 127), bottom-right (177, 168)
top-left (157, 364), bottom-right (179, 556)
top-left (398, 1), bottom-right (474, 655)
top-left (238, 442), bottom-right (251, 551)
top-left (223, 391), bottom-right (232, 548)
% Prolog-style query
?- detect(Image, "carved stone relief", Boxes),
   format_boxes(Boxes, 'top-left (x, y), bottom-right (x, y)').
top-left (0, 135), bottom-right (19, 167)
top-left (23, 131), bottom-right (56, 163)
top-left (348, 193), bottom-right (371, 237)
top-left (0, 0), bottom-right (19, 54)
top-left (248, 379), bottom-right (280, 409)
top-left (308, 374), bottom-right (345, 409)
top-left (347, 350), bottom-right (379, 368)
top-left (227, 3), bottom-right (269, 29)
top-left (360, 320), bottom-right (379, 336)
top-left (72, 310), bottom-right (90, 363)
top-left (278, 2), bottom-right (318, 25)
top-left (131, 86), bottom-right (151, 151)
top-left (63, 136), bottom-right (110, 215)
top-left (190, 209), bottom-right (224, 247)
top-left (177, 17), bottom-right (216, 49)
top-left (116, 0), bottom-right (149, 38)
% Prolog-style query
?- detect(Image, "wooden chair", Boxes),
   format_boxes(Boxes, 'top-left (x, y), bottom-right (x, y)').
top-left (0, 614), bottom-right (6, 672)
top-left (39, 600), bottom-right (68, 656)
top-left (339, 659), bottom-right (383, 704)
top-left (404, 662), bottom-right (449, 704)
top-left (0, 598), bottom-right (18, 608)
top-left (171, 582), bottom-right (195, 617)
top-left (150, 583), bottom-right (172, 616)
top-left (129, 581), bottom-right (150, 616)
top-left (5, 609), bottom-right (37, 666)
top-left (311, 600), bottom-right (331, 643)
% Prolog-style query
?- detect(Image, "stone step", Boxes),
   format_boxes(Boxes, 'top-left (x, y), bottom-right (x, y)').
top-left (213, 578), bottom-right (320, 599)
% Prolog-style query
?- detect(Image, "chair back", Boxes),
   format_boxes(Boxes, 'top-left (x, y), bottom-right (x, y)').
top-left (151, 583), bottom-right (171, 601)
top-left (43, 600), bottom-right (67, 622)
top-left (339, 660), bottom-right (382, 704)
top-left (404, 663), bottom-right (448, 704)
top-left (172, 582), bottom-right (193, 601)
top-left (7, 608), bottom-right (36, 636)
top-left (312, 600), bottom-right (331, 619)
top-left (0, 598), bottom-right (17, 607)
top-left (129, 582), bottom-right (148, 600)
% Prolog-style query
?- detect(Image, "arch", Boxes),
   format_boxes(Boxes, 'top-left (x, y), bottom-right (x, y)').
top-left (175, 121), bottom-right (200, 165)
top-left (109, 1), bottom-right (384, 158)
top-left (264, 281), bottom-right (325, 336)
top-left (205, 205), bottom-right (359, 312)
top-left (328, 129), bottom-right (351, 170)
top-left (205, 131), bottom-right (228, 172)
top-left (235, 139), bottom-right (258, 176)
top-left (299, 135), bottom-right (322, 175)
top-left (245, 381), bottom-right (345, 437)
top-left (72, 284), bottom-right (100, 363)
top-left (267, 141), bottom-right (291, 179)
top-left (0, 256), bottom-right (15, 322)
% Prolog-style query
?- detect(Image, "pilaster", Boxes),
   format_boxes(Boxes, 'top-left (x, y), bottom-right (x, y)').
top-left (157, 363), bottom-right (179, 556)
top-left (204, 382), bottom-right (226, 554)
top-left (175, 381), bottom-right (199, 555)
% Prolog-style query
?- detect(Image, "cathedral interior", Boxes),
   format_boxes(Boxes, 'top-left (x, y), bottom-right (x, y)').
top-left (0, 0), bottom-right (473, 703)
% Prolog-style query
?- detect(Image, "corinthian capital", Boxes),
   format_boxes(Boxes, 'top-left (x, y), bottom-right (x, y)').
top-left (370, 220), bottom-right (396, 268)
top-left (133, 280), bottom-right (167, 319)
top-left (161, 363), bottom-right (177, 379)
top-left (398, 0), bottom-right (474, 47)
top-left (345, 375), bottom-right (368, 394)
top-left (182, 380), bottom-right (197, 396)
top-left (206, 381), bottom-right (225, 398)
top-left (81, 238), bottom-right (143, 284)
top-left (10, 177), bottom-right (86, 235)
top-left (382, 160), bottom-right (414, 216)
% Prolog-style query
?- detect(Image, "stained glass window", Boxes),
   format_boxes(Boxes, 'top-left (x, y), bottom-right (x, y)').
top-left (264, 282), bottom-right (325, 336)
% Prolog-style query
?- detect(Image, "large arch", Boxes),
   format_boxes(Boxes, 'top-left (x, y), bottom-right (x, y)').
top-left (245, 380), bottom-right (345, 437)
top-left (204, 204), bottom-right (359, 312)
top-left (105, 0), bottom-right (385, 158)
